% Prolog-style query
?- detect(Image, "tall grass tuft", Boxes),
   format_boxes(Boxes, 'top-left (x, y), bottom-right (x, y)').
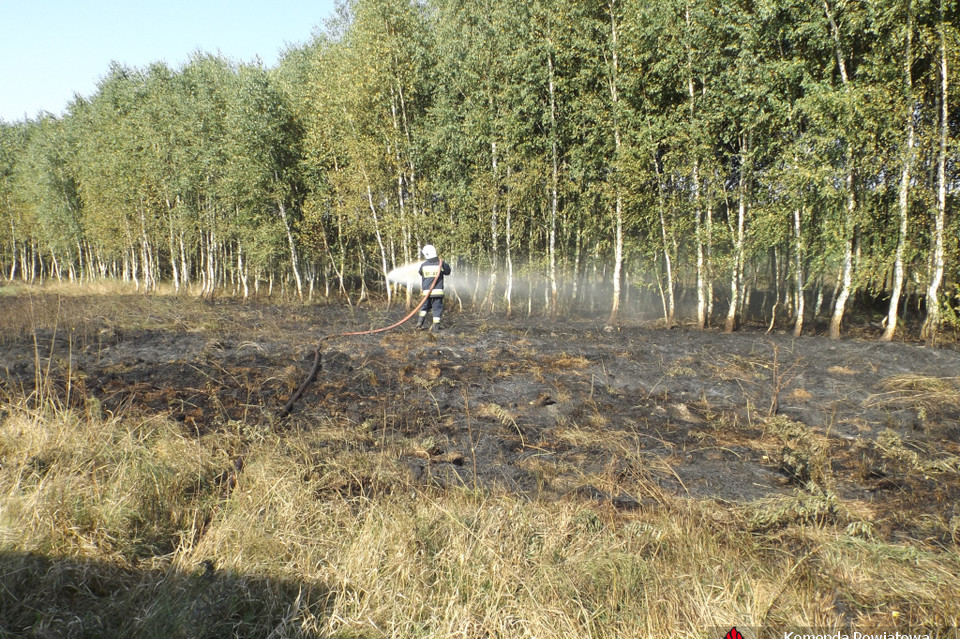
top-left (0, 402), bottom-right (229, 563)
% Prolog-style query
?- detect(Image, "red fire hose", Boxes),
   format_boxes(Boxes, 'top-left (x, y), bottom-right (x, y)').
top-left (278, 259), bottom-right (444, 419)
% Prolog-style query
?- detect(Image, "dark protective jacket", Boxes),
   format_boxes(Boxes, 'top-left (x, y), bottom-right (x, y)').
top-left (419, 257), bottom-right (451, 297)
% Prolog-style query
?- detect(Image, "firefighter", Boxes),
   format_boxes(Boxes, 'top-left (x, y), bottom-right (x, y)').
top-left (416, 244), bottom-right (451, 331)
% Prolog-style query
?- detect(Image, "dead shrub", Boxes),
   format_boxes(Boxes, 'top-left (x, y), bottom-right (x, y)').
top-left (765, 416), bottom-right (831, 491)
top-left (864, 374), bottom-right (960, 421)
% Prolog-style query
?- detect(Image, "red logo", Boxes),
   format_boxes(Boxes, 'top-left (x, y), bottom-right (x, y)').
top-left (725, 628), bottom-right (744, 639)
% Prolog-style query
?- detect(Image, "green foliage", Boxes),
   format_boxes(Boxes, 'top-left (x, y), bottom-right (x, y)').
top-left (0, 0), bottom-right (956, 324)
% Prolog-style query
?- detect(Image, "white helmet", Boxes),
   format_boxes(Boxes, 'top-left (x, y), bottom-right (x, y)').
top-left (421, 244), bottom-right (437, 259)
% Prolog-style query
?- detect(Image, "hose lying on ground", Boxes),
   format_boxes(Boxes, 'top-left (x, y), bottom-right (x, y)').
top-left (278, 260), bottom-right (444, 420)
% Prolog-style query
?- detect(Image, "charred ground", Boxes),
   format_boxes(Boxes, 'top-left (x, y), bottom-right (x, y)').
top-left (3, 293), bottom-right (960, 547)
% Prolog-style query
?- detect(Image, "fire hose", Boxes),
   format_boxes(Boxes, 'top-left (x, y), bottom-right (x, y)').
top-left (278, 259), bottom-right (444, 419)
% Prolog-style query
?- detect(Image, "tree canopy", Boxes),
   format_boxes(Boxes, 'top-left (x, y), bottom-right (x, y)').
top-left (1, 0), bottom-right (957, 340)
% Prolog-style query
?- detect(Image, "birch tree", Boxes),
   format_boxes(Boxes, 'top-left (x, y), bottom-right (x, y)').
top-left (921, 5), bottom-right (952, 343)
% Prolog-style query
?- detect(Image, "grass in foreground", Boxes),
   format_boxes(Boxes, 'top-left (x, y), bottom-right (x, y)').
top-left (2, 286), bottom-right (959, 637)
top-left (2, 396), bottom-right (959, 639)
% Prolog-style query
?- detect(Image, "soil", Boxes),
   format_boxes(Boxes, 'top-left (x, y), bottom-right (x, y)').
top-left (3, 296), bottom-right (960, 544)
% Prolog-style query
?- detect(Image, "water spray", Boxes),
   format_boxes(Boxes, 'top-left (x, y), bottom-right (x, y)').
top-left (278, 259), bottom-right (445, 419)
top-left (385, 260), bottom-right (424, 288)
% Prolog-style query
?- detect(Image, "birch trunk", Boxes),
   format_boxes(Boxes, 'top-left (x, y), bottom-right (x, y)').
top-left (505, 166), bottom-right (514, 317)
top-left (607, 0), bottom-right (623, 325)
top-left (652, 144), bottom-right (675, 328)
top-left (922, 23), bottom-right (948, 343)
top-left (363, 180), bottom-right (391, 305)
top-left (793, 207), bottom-right (806, 337)
top-left (725, 177), bottom-right (747, 334)
top-left (685, 2), bottom-right (707, 329)
top-left (390, 86), bottom-right (414, 308)
top-left (548, 47), bottom-right (559, 317)
top-left (206, 230), bottom-right (217, 298)
top-left (486, 139), bottom-right (500, 312)
top-left (882, 3), bottom-right (914, 342)
top-left (277, 200), bottom-right (303, 301)
top-left (167, 200), bottom-right (180, 293)
top-left (8, 219), bottom-right (17, 281)
top-left (694, 160), bottom-right (707, 329)
top-left (179, 230), bottom-right (189, 289)
top-left (238, 242), bottom-right (249, 300)
top-left (824, 0), bottom-right (857, 340)
top-left (829, 183), bottom-right (855, 340)
top-left (706, 194), bottom-right (715, 322)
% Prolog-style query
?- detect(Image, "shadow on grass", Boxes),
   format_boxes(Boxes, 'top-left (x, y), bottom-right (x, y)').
top-left (0, 551), bottom-right (331, 638)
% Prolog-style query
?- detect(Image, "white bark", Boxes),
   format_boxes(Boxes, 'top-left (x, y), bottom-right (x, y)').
top-left (793, 207), bottom-right (805, 337)
top-left (277, 200), bottom-right (303, 300)
top-left (882, 4), bottom-right (914, 342)
top-left (607, 0), bottom-right (623, 324)
top-left (824, 0), bottom-right (856, 340)
top-left (548, 48), bottom-right (559, 316)
top-left (922, 26), bottom-right (948, 343)
top-left (725, 180), bottom-right (747, 333)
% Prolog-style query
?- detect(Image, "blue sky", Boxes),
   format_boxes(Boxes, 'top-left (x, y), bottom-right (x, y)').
top-left (0, 0), bottom-right (338, 123)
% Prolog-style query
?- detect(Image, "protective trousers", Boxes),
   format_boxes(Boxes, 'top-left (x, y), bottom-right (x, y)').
top-left (418, 296), bottom-right (443, 327)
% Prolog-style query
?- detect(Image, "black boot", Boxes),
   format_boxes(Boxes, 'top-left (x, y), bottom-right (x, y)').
top-left (416, 315), bottom-right (426, 330)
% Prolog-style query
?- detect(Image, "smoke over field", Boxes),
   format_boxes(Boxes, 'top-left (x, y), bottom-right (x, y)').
top-left (387, 261), bottom-right (665, 322)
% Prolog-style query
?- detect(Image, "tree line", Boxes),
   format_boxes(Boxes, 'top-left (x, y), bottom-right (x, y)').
top-left (1, 0), bottom-right (957, 340)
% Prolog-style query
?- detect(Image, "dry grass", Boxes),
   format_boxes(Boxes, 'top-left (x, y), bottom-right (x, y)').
top-left (0, 402), bottom-right (230, 563)
top-left (546, 353), bottom-right (591, 370)
top-left (865, 374), bottom-right (960, 415)
top-left (0, 282), bottom-right (327, 354)
top-left (3, 291), bottom-right (960, 636)
top-left (3, 395), bottom-right (960, 636)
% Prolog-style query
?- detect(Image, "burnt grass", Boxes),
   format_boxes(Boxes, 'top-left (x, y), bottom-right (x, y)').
top-left (4, 295), bottom-right (960, 545)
